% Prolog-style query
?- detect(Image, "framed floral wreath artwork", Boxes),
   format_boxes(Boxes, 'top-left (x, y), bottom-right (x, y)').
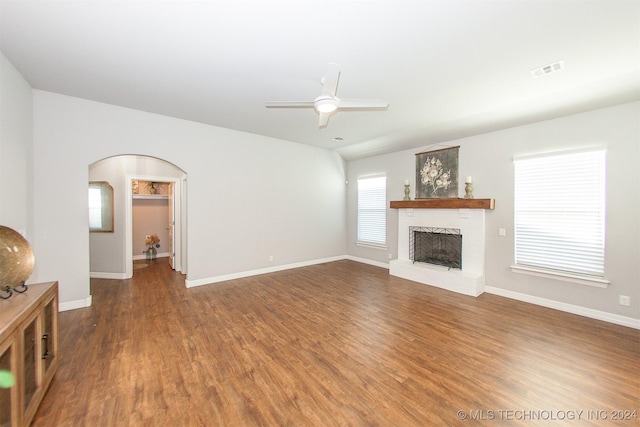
top-left (415, 146), bottom-right (459, 198)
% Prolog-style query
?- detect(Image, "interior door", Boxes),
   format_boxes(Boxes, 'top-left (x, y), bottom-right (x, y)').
top-left (168, 182), bottom-right (175, 269)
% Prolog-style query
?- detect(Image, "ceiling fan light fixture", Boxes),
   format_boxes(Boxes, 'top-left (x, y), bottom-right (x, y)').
top-left (314, 96), bottom-right (339, 113)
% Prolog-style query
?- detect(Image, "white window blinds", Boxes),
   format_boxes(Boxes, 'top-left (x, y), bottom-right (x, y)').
top-left (514, 150), bottom-right (606, 277)
top-left (357, 176), bottom-right (387, 246)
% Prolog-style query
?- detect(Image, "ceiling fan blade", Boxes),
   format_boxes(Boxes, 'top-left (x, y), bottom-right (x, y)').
top-left (265, 101), bottom-right (314, 108)
top-left (321, 63), bottom-right (340, 97)
top-left (318, 112), bottom-right (331, 128)
top-left (337, 98), bottom-right (389, 109)
top-left (267, 64), bottom-right (387, 128)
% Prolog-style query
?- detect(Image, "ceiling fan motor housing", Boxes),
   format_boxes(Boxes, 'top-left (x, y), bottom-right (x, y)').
top-left (314, 96), bottom-right (339, 113)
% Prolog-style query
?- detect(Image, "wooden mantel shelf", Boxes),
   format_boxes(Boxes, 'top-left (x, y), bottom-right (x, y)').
top-left (390, 198), bottom-right (495, 210)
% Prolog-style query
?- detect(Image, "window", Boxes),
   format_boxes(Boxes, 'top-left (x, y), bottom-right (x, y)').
top-left (357, 176), bottom-right (387, 247)
top-left (513, 149), bottom-right (606, 279)
top-left (89, 181), bottom-right (114, 232)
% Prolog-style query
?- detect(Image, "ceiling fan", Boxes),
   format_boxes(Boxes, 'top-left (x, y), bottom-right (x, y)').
top-left (265, 63), bottom-right (389, 128)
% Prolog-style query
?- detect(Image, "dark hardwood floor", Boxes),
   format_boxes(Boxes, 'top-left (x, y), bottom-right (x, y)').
top-left (32, 259), bottom-right (639, 426)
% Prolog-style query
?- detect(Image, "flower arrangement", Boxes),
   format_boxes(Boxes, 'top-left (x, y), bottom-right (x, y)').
top-left (144, 234), bottom-right (160, 260)
top-left (145, 234), bottom-right (160, 249)
top-left (420, 156), bottom-right (451, 196)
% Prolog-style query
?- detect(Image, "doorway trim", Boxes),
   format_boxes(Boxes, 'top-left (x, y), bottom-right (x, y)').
top-left (125, 174), bottom-right (185, 279)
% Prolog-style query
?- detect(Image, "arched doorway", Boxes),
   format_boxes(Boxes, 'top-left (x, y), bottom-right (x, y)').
top-left (88, 155), bottom-right (187, 279)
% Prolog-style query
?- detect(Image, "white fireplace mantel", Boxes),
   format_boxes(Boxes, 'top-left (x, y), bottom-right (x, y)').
top-left (390, 206), bottom-right (489, 296)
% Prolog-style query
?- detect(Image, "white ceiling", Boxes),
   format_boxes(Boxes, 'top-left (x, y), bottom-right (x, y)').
top-left (1, 0), bottom-right (639, 160)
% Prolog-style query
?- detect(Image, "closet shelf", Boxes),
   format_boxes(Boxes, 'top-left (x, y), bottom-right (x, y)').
top-left (133, 194), bottom-right (168, 200)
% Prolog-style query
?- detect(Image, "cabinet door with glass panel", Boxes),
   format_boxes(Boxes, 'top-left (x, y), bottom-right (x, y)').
top-left (0, 336), bottom-right (18, 427)
top-left (20, 288), bottom-right (58, 426)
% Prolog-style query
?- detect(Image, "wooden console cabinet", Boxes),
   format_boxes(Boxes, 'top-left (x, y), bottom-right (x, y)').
top-left (0, 282), bottom-right (58, 427)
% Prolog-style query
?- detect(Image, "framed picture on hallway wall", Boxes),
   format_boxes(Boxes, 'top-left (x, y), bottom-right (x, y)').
top-left (415, 146), bottom-right (459, 198)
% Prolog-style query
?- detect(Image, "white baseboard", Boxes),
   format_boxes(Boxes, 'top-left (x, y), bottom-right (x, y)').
top-left (344, 255), bottom-right (389, 269)
top-left (59, 295), bottom-right (92, 312)
top-left (90, 271), bottom-right (128, 279)
top-left (485, 286), bottom-right (640, 330)
top-left (185, 255), bottom-right (348, 288)
top-left (133, 252), bottom-right (170, 261)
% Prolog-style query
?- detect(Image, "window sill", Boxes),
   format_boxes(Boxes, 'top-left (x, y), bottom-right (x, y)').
top-left (356, 241), bottom-right (387, 250)
top-left (510, 265), bottom-right (609, 288)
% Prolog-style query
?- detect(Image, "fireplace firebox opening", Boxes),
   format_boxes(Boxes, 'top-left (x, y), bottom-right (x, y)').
top-left (410, 227), bottom-right (462, 269)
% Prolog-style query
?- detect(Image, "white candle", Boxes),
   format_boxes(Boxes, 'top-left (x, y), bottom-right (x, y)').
top-left (404, 179), bottom-right (410, 186)
top-left (466, 176), bottom-right (472, 184)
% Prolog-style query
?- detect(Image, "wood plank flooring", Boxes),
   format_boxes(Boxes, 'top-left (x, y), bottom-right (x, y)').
top-left (32, 260), bottom-right (639, 426)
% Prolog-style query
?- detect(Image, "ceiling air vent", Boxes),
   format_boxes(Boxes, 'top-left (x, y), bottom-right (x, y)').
top-left (531, 60), bottom-right (564, 78)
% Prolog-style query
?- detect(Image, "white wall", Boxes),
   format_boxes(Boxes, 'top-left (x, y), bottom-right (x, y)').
top-left (0, 52), bottom-right (33, 242)
top-left (32, 90), bottom-right (347, 306)
top-left (348, 102), bottom-right (640, 324)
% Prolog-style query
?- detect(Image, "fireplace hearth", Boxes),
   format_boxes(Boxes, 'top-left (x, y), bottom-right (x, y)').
top-left (410, 227), bottom-right (461, 269)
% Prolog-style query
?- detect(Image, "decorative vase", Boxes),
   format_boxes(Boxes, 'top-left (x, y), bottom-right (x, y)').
top-left (146, 246), bottom-right (157, 260)
top-left (403, 184), bottom-right (411, 201)
top-left (464, 182), bottom-right (474, 199)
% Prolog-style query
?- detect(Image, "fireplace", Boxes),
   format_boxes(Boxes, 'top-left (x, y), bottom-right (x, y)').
top-left (410, 227), bottom-right (461, 269)
top-left (389, 207), bottom-right (488, 296)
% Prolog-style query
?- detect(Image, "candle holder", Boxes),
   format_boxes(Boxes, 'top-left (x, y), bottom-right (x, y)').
top-left (464, 182), bottom-right (474, 199)
top-left (403, 184), bottom-right (411, 200)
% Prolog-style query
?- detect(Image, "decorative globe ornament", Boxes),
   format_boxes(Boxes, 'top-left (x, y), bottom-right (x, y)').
top-left (0, 226), bottom-right (35, 299)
